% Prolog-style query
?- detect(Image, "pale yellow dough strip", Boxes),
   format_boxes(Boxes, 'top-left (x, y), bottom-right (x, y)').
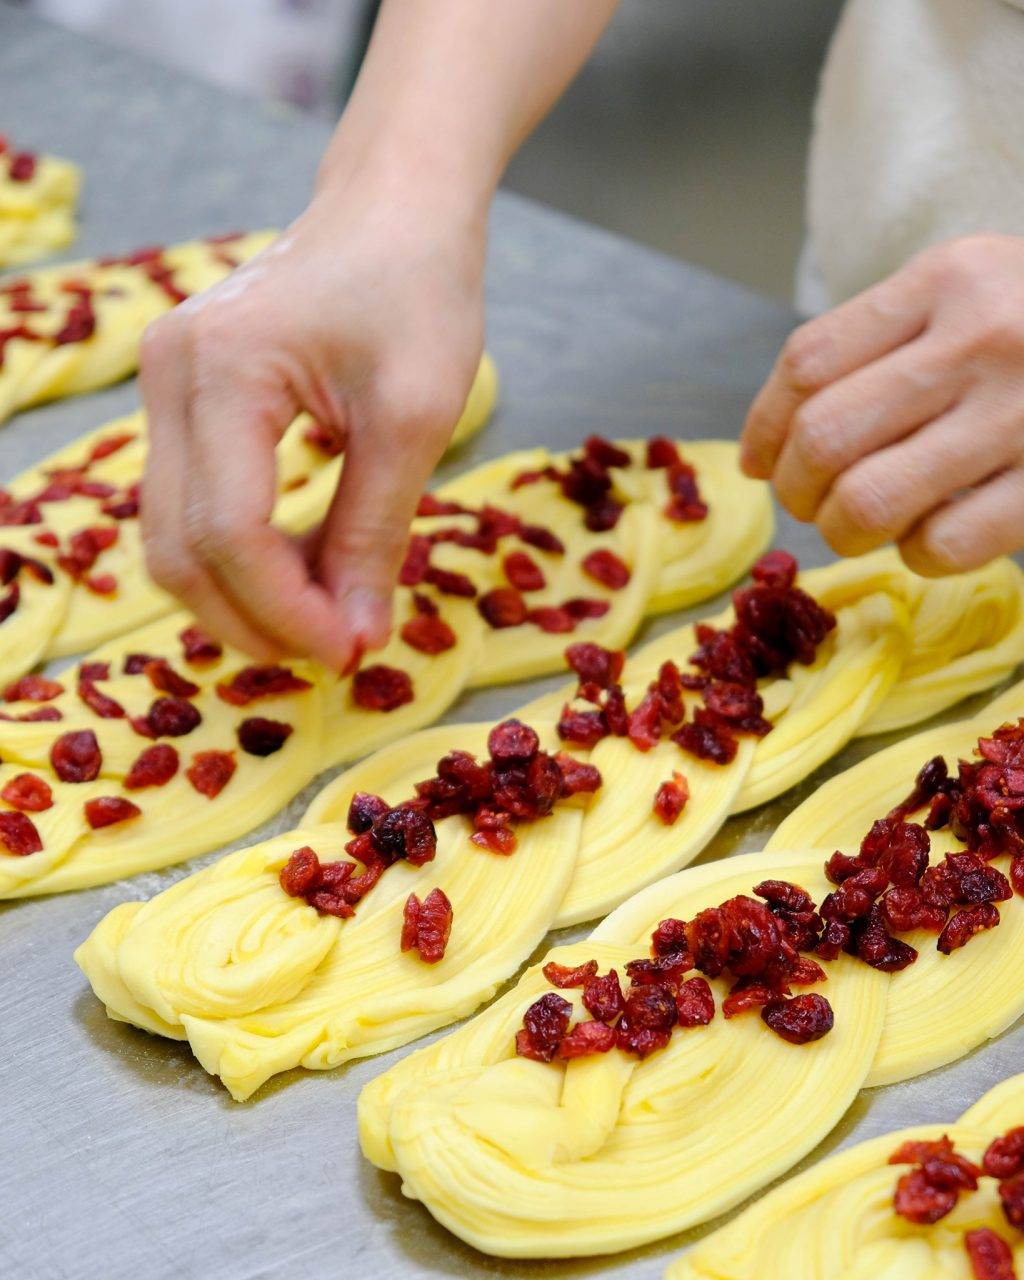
top-left (667, 1074), bottom-right (1024, 1280)
top-left (359, 850), bottom-right (887, 1259)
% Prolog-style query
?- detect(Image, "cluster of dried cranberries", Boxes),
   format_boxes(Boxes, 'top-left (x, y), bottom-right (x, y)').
top-left (891, 1130), bottom-right (1023, 1278)
top-left (515, 878), bottom-right (834, 1064)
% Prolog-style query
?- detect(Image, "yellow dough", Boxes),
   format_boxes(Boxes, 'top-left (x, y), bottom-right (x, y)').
top-left (0, 524), bottom-right (70, 690)
top-left (359, 851), bottom-right (888, 1258)
top-left (75, 722), bottom-right (589, 1100)
top-left (769, 678), bottom-right (1024, 1087)
top-left (0, 141), bottom-right (80, 266)
top-left (667, 1074), bottom-right (1024, 1280)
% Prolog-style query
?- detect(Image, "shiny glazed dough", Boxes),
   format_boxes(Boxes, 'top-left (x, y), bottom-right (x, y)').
top-left (359, 851), bottom-right (888, 1258)
top-left (666, 1074), bottom-right (1024, 1280)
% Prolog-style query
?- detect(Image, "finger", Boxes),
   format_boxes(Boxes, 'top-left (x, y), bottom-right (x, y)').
top-left (181, 357), bottom-right (357, 670)
top-left (771, 335), bottom-right (963, 521)
top-left (816, 397), bottom-right (1021, 558)
top-left (740, 266), bottom-right (932, 479)
top-left (898, 465), bottom-right (1024, 577)
top-left (315, 376), bottom-right (456, 651)
top-left (139, 319), bottom-right (284, 660)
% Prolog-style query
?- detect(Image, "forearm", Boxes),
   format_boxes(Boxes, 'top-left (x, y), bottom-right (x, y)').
top-left (317, 0), bottom-right (620, 216)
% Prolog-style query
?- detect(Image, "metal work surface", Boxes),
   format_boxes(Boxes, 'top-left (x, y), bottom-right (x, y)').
top-left (1, 10), bottom-right (1021, 1280)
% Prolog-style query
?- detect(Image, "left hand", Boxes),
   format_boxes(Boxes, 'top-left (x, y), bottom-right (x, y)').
top-left (739, 234), bottom-right (1024, 576)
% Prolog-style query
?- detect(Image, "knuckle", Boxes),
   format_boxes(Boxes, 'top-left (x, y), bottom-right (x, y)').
top-left (144, 542), bottom-right (199, 596)
top-left (829, 471), bottom-right (894, 539)
top-left (792, 405), bottom-right (843, 472)
top-left (922, 234), bottom-right (1005, 291)
top-left (779, 322), bottom-right (831, 392)
top-left (183, 504), bottom-right (249, 566)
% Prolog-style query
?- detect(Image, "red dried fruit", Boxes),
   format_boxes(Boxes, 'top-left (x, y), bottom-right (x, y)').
top-left (651, 918), bottom-right (691, 958)
top-left (146, 696), bottom-right (202, 738)
top-left (185, 750), bottom-right (236, 798)
top-left (815, 916), bottom-right (852, 961)
top-left (400, 610), bottom-right (457, 654)
top-left (347, 792), bottom-right (390, 834)
top-left (237, 717), bottom-right (293, 757)
top-left (77, 674), bottom-right (126, 719)
top-left (470, 825), bottom-right (517, 854)
top-left (676, 976), bottom-right (716, 1026)
top-left (9, 151), bottom-right (37, 182)
top-left (0, 581), bottom-right (22, 624)
top-left (880, 886), bottom-right (948, 934)
top-left (565, 641), bottom-right (624, 688)
top-left (751, 549), bottom-right (798, 589)
top-left (216, 664), bottom-right (312, 706)
top-left (581, 548), bottom-right (631, 590)
top-left (557, 705), bottom-right (608, 748)
top-left (889, 755), bottom-right (953, 821)
top-left (3, 674), bottom-right (63, 702)
top-left (964, 1228), bottom-right (1016, 1280)
top-left (584, 496), bottom-right (624, 532)
top-left (625, 955), bottom-right (692, 987)
top-left (646, 436), bottom-right (682, 469)
top-left (557, 1019), bottom-right (617, 1058)
top-left (893, 1167), bottom-right (959, 1224)
top-left (519, 523), bottom-right (565, 555)
top-left (554, 752), bottom-right (602, 796)
top-left (984, 1128), bottom-right (1024, 1180)
top-left (84, 796), bottom-right (141, 829)
top-left (543, 959), bottom-right (599, 988)
top-left (401, 888), bottom-right (453, 963)
top-left (85, 573), bottom-right (117, 595)
top-left (477, 586), bottom-right (527, 629)
top-left (723, 980), bottom-right (775, 1019)
top-left (179, 625), bottom-right (222, 664)
top-left (673, 714), bottom-right (738, 765)
top-left (627, 689), bottom-right (664, 752)
top-left (938, 902), bottom-right (1000, 953)
top-left (0, 810), bottom-right (43, 855)
top-left (854, 904), bottom-right (918, 972)
top-left (1000, 1171), bottom-right (1024, 1229)
top-left (516, 991), bottom-right (573, 1062)
top-left (584, 435), bottom-right (631, 469)
top-left (124, 744), bottom-right (179, 790)
top-left (50, 729), bottom-right (101, 782)
top-left (653, 771), bottom-right (689, 825)
top-left (370, 805), bottom-right (437, 866)
top-left (761, 993), bottom-right (834, 1044)
top-left (821, 866), bottom-right (889, 923)
top-left (352, 664), bottom-right (414, 712)
top-left (582, 969), bottom-right (625, 1023)
top-left (503, 550), bottom-right (546, 592)
top-left (144, 659), bottom-right (200, 699)
top-left (423, 565), bottom-right (477, 597)
top-left (1, 772), bottom-right (52, 812)
top-left (279, 846), bottom-right (322, 897)
top-left (488, 719), bottom-right (540, 762)
top-left (623, 982), bottom-right (678, 1032)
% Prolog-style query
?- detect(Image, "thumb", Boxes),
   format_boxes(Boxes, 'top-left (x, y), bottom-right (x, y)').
top-left (316, 380), bottom-right (457, 651)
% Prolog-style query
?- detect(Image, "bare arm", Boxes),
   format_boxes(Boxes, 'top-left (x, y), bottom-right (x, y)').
top-left (141, 0), bottom-right (620, 669)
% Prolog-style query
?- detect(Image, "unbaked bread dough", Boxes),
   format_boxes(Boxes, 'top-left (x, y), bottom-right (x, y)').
top-left (0, 140), bottom-right (80, 267)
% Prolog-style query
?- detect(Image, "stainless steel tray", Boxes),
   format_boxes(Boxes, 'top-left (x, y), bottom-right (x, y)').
top-left (1, 12), bottom-right (1019, 1277)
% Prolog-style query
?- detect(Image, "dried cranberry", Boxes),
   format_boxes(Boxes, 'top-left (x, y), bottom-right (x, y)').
top-left (84, 796), bottom-right (141, 829)
top-left (477, 586), bottom-right (527, 629)
top-left (880, 886), bottom-right (947, 934)
top-left (216, 664), bottom-right (312, 706)
top-left (519, 523), bottom-right (565, 555)
top-left (893, 1167), bottom-right (958, 1224)
top-left (562, 597), bottom-right (610, 620)
top-left (984, 1128), bottom-right (1024, 1180)
top-left (584, 435), bottom-right (631, 469)
top-left (50, 729), bottom-right (101, 782)
top-left (543, 959), bottom-right (599, 988)
top-left (123, 652), bottom-right (157, 676)
top-left (0, 810), bottom-right (42, 855)
top-left (423, 565), bottom-right (477, 597)
top-left (557, 706), bottom-right (608, 748)
top-left (651, 918), bottom-right (690, 958)
top-left (760, 993), bottom-right (834, 1044)
top-left (401, 888), bottom-right (453, 963)
top-left (144, 659), bottom-right (200, 699)
top-left (557, 1020), bottom-right (616, 1059)
top-left (646, 436), bottom-right (681, 469)
top-left (3, 674), bottom-right (63, 702)
top-left (582, 969), bottom-right (625, 1023)
top-left (352, 664), bottom-right (414, 712)
top-left (937, 902), bottom-right (1000, 953)
top-left (653, 772), bottom-right (689, 825)
top-left (185, 750), bottom-right (236, 798)
top-left (555, 752), bottom-right (602, 796)
top-left (565, 641), bottom-right (624, 688)
top-left (615, 1024), bottom-right (671, 1058)
top-left (627, 689), bottom-right (664, 752)
top-left (854, 904), bottom-right (918, 972)
top-left (237, 717), bottom-right (293, 757)
top-left (824, 851), bottom-right (863, 884)
top-left (815, 916), bottom-right (851, 961)
top-left (751, 550), bottom-right (798, 589)
top-left (372, 805), bottom-right (437, 866)
top-left (400, 610), bottom-right (457, 654)
top-left (279, 846), bottom-right (322, 897)
top-left (723, 980), bottom-right (775, 1019)
top-left (347, 792), bottom-right (390, 834)
top-left (583, 497), bottom-right (624, 532)
top-left (676, 976), bottom-right (716, 1026)
top-left (124, 744), bottom-right (179, 790)
top-left (622, 982), bottom-right (678, 1032)
top-left (180, 625), bottom-right (223, 664)
top-left (821, 866), bottom-right (889, 923)
top-left (1000, 1171), bottom-right (1024, 1229)
top-left (1, 772), bottom-right (52, 812)
top-left (888, 755), bottom-right (953, 821)
top-left (488, 719), bottom-right (540, 762)
top-left (964, 1228), bottom-right (1016, 1280)
top-left (470, 825), bottom-right (517, 854)
top-left (516, 991), bottom-right (573, 1062)
top-left (78, 674), bottom-right (125, 720)
top-left (502, 550), bottom-right (546, 592)
top-left (9, 151), bottom-right (37, 182)
top-left (142, 697), bottom-right (202, 738)
top-left (673, 713), bottom-right (738, 765)
top-left (581, 549), bottom-right (631, 590)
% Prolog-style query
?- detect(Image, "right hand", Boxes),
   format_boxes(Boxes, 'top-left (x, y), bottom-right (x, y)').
top-left (140, 174), bottom-right (487, 672)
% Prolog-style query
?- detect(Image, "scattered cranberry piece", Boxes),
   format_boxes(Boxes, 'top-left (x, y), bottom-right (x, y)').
top-left (653, 771), bottom-right (690, 825)
top-left (565, 641), bottom-right (624, 688)
top-left (519, 523), bottom-right (565, 555)
top-left (761, 993), bottom-right (834, 1044)
top-left (352, 664), bottom-right (414, 712)
top-left (237, 717), bottom-right (293, 757)
top-left (488, 719), bottom-right (540, 762)
top-left (124, 744), bottom-right (179, 790)
top-left (984, 1129), bottom-right (1024, 1180)
top-left (673, 715), bottom-right (738, 765)
top-left (50, 729), bottom-right (102, 782)
top-left (964, 1229), bottom-right (1017, 1280)
top-left (0, 810), bottom-right (42, 855)
top-left (371, 805), bottom-right (438, 866)
top-left (543, 959), bottom-right (599, 988)
top-left (180, 625), bottom-right (223, 664)
top-left (1, 772), bottom-right (53, 812)
top-left (347, 792), bottom-right (390, 834)
top-left (894, 1167), bottom-right (959, 1224)
top-left (9, 151), bottom-right (37, 182)
top-left (423, 565), bottom-right (477, 597)
top-left (554, 752), bottom-right (602, 795)
top-left (676, 976), bottom-right (716, 1026)
top-left (581, 548), bottom-right (631, 590)
top-left (516, 991), bottom-right (573, 1062)
top-left (651, 918), bottom-right (691, 958)
top-left (477, 586), bottom-right (527, 629)
top-left (400, 609), bottom-right (457, 654)
top-left (938, 902), bottom-right (1000, 953)
top-left (84, 796), bottom-right (141, 830)
top-left (646, 436), bottom-right (682, 469)
top-left (401, 887), bottom-right (453, 963)
top-left (581, 969), bottom-right (625, 1023)
top-left (280, 846), bottom-right (322, 897)
top-left (503, 550), bottom-right (546, 592)
top-left (557, 1020), bottom-right (616, 1058)
top-left (3, 674), bottom-right (63, 702)
top-left (216, 664), bottom-right (312, 706)
top-left (145, 659), bottom-right (200, 699)
top-left (1001, 1172), bottom-right (1024, 1230)
top-left (78, 673), bottom-right (125, 719)
top-left (185, 750), bottom-right (236, 798)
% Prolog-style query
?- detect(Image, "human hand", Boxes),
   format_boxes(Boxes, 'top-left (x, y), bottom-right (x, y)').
top-left (139, 175), bottom-right (486, 671)
top-left (740, 234), bottom-right (1024, 576)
